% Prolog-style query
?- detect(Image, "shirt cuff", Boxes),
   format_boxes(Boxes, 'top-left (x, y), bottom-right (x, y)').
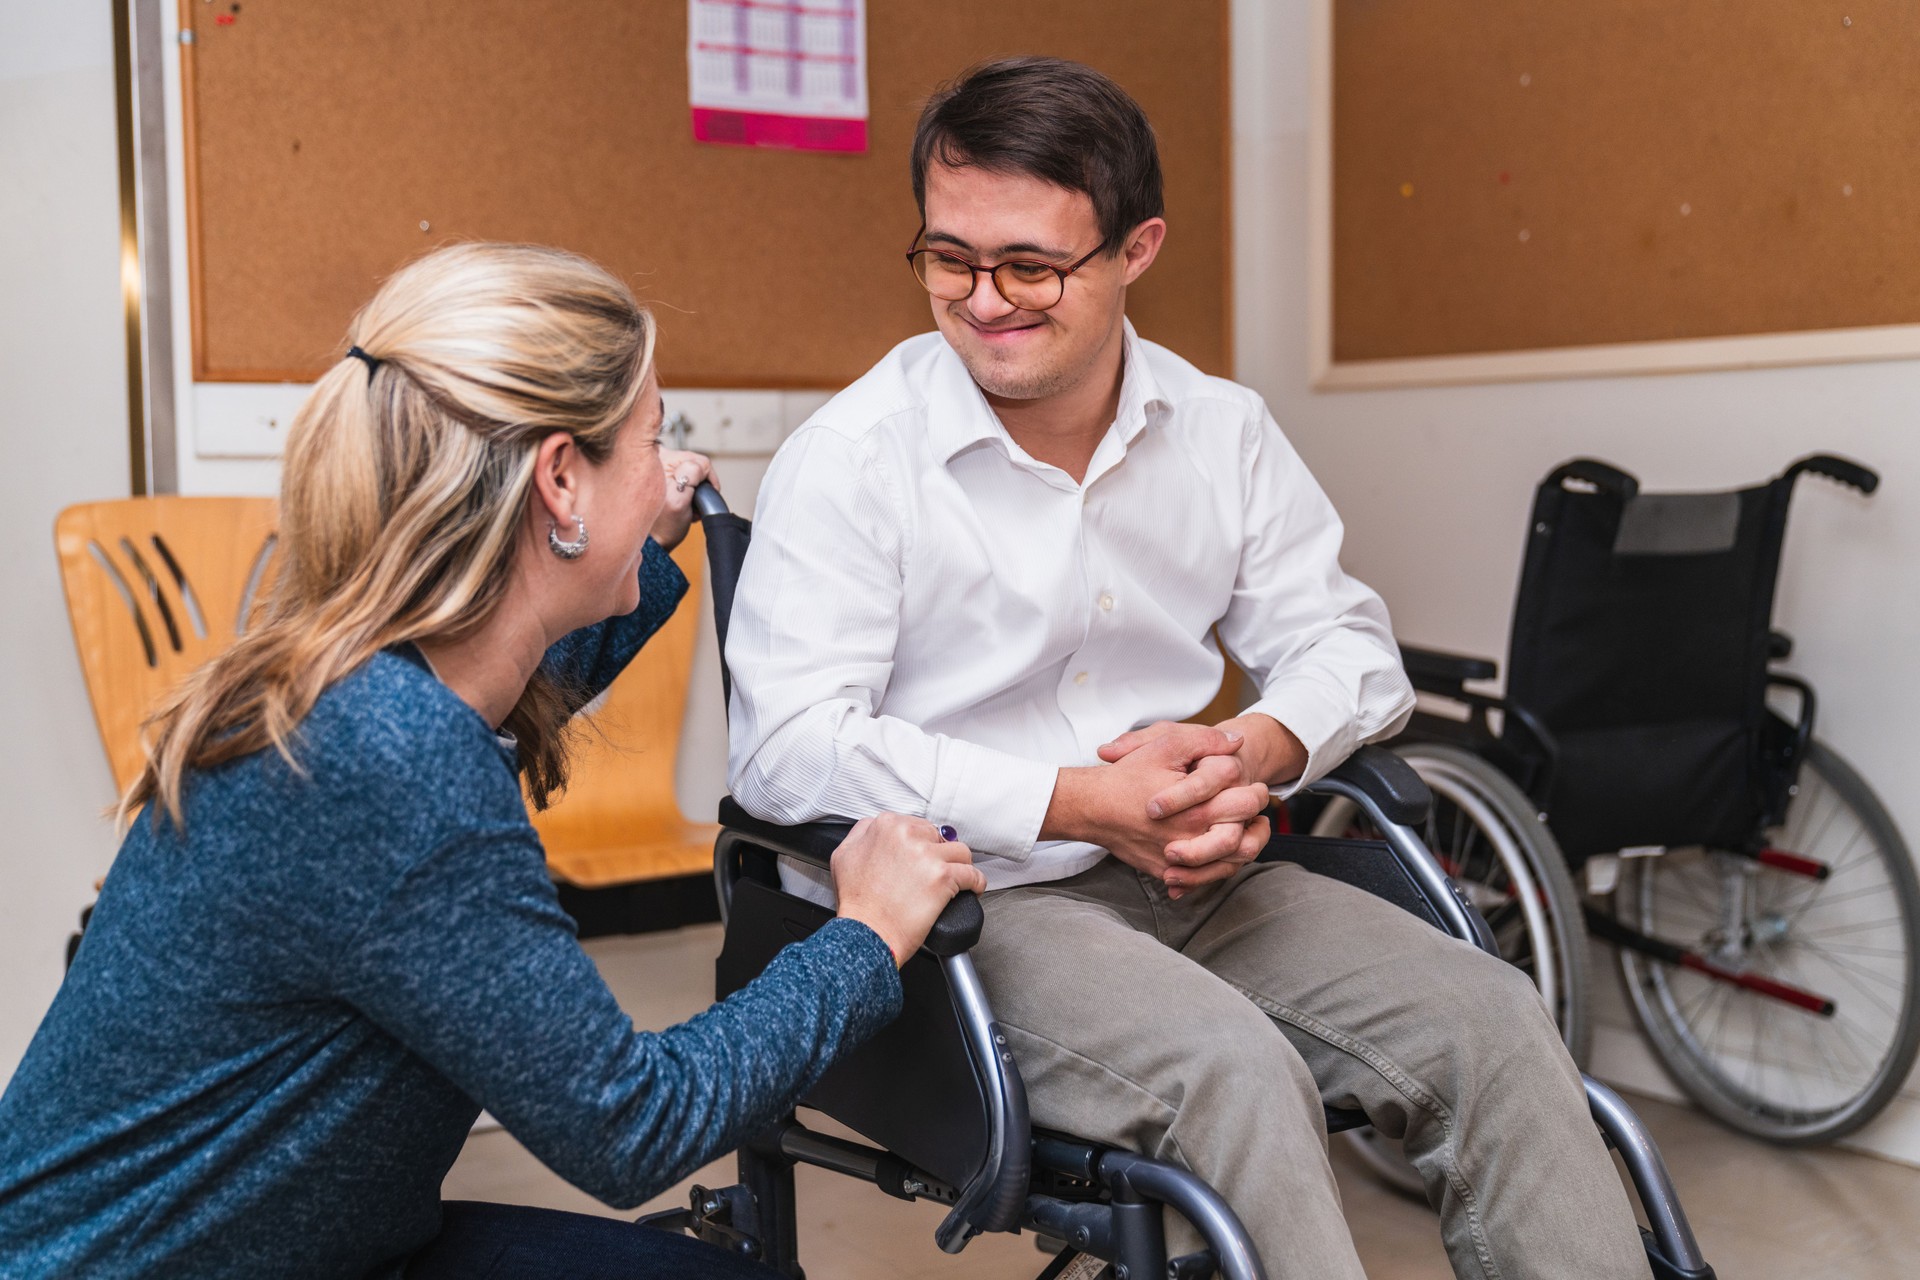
top-left (927, 737), bottom-right (1058, 863)
top-left (1244, 672), bottom-right (1362, 799)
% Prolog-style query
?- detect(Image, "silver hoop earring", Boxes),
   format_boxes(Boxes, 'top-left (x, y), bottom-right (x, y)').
top-left (548, 515), bottom-right (589, 560)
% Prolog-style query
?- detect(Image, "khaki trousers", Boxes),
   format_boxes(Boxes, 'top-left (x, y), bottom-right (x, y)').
top-left (969, 857), bottom-right (1650, 1279)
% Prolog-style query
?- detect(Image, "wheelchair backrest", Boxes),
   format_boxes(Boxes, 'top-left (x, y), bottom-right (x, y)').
top-left (698, 497), bottom-right (1032, 1241)
top-left (1502, 456), bottom-right (1865, 858)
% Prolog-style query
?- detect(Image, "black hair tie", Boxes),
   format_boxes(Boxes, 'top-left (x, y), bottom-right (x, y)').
top-left (346, 345), bottom-right (382, 374)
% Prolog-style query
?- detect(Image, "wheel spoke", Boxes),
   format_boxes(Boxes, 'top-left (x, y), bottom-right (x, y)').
top-left (1780, 882), bottom-right (1898, 918)
top-left (1795, 940), bottom-right (1911, 960)
top-left (1796, 916), bottom-right (1908, 939)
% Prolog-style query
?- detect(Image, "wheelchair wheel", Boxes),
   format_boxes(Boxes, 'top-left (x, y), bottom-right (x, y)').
top-left (1618, 739), bottom-right (1920, 1144)
top-left (1312, 743), bottom-right (1589, 1198)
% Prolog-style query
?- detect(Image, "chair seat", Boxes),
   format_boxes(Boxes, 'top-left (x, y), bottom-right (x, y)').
top-left (545, 820), bottom-right (721, 888)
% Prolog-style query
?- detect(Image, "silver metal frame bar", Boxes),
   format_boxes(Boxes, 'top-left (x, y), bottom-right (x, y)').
top-left (1585, 1078), bottom-right (1709, 1272)
top-left (114, 0), bottom-right (179, 495)
top-left (1300, 775), bottom-right (1486, 948)
top-left (1100, 1151), bottom-right (1268, 1280)
top-left (934, 952), bottom-right (1030, 1250)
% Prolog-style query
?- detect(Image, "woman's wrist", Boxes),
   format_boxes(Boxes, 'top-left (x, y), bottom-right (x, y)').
top-left (838, 909), bottom-right (908, 969)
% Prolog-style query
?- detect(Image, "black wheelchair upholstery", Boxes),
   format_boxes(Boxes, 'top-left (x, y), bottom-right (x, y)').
top-left (1410, 453), bottom-right (1877, 863)
top-left (657, 486), bottom-right (1714, 1280)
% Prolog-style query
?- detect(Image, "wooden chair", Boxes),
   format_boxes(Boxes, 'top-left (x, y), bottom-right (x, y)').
top-left (56, 496), bottom-right (714, 889)
top-left (55, 497), bottom-right (282, 794)
top-left (531, 525), bottom-right (721, 887)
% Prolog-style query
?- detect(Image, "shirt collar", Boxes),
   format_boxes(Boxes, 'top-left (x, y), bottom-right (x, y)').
top-left (925, 319), bottom-right (1172, 467)
top-left (1112, 320), bottom-right (1173, 446)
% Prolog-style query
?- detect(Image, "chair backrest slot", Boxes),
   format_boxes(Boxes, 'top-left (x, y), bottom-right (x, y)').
top-left (149, 533), bottom-right (209, 640)
top-left (86, 540), bottom-right (156, 668)
top-left (236, 533), bottom-right (279, 636)
top-left (58, 497), bottom-right (280, 792)
top-left (118, 536), bottom-right (182, 653)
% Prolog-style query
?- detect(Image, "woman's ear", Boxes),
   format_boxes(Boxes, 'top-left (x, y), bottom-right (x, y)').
top-left (530, 432), bottom-right (581, 526)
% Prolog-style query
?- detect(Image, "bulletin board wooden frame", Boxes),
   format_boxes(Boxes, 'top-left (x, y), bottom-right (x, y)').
top-left (1309, 0), bottom-right (1920, 390)
top-left (177, 0), bottom-right (1231, 389)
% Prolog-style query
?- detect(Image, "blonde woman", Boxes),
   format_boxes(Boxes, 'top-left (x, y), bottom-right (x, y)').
top-left (0, 244), bottom-right (983, 1279)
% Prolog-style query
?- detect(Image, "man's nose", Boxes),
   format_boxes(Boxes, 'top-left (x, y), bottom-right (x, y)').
top-left (966, 270), bottom-right (1017, 323)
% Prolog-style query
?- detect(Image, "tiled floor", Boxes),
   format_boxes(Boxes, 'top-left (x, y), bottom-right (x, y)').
top-left (444, 925), bottom-right (1920, 1278)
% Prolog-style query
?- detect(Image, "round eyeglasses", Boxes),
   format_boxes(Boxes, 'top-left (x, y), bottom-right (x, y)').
top-left (905, 226), bottom-right (1105, 313)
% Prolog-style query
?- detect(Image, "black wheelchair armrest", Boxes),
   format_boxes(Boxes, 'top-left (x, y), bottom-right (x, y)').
top-left (1398, 642), bottom-right (1498, 693)
top-left (1318, 744), bottom-right (1431, 827)
top-left (717, 796), bottom-right (849, 871)
top-left (1298, 748), bottom-right (1497, 954)
top-left (715, 797), bottom-right (985, 956)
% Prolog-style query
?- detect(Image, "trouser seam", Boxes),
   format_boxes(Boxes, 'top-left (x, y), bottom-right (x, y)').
top-left (1226, 983), bottom-right (1448, 1119)
top-left (1227, 982), bottom-right (1506, 1280)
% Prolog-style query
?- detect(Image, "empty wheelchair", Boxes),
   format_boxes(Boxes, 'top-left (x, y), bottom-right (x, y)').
top-left (1393, 455), bottom-right (1920, 1146)
top-left (639, 485), bottom-right (1716, 1280)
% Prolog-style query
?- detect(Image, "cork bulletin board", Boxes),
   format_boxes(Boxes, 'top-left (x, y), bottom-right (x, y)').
top-left (1321, 1), bottom-right (1920, 384)
top-left (179, 0), bottom-right (1229, 387)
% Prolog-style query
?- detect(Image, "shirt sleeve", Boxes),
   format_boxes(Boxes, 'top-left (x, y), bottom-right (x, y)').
top-left (336, 831), bottom-right (901, 1209)
top-left (1217, 405), bottom-right (1416, 792)
top-left (723, 426), bottom-right (1058, 861)
top-left (542, 539), bottom-right (690, 703)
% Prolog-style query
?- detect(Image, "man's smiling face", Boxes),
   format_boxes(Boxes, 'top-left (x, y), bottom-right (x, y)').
top-left (919, 162), bottom-right (1128, 405)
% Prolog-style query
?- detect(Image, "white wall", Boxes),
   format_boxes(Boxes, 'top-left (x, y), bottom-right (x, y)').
top-left (0, 3), bottom-right (134, 1081)
top-left (1231, 0), bottom-right (1920, 1165)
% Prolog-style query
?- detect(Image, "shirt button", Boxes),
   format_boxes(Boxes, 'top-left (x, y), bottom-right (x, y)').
top-left (1073, 671), bottom-right (1089, 686)
top-left (1098, 593), bottom-right (1115, 612)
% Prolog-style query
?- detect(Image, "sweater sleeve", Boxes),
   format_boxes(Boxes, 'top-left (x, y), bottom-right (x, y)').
top-left (335, 830), bottom-right (900, 1208)
top-left (543, 538), bottom-right (691, 703)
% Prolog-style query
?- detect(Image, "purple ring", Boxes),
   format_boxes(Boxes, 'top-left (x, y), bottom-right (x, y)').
top-left (937, 824), bottom-right (959, 843)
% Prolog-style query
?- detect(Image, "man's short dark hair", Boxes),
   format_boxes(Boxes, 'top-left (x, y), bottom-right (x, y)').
top-left (910, 57), bottom-right (1164, 255)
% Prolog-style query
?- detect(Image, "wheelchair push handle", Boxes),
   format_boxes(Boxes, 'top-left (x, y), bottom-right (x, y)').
top-left (691, 479), bottom-right (731, 519)
top-left (1547, 457), bottom-right (1640, 499)
top-left (1785, 453), bottom-right (1879, 495)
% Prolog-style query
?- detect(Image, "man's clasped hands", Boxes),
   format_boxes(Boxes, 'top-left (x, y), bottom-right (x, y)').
top-left (1045, 714), bottom-right (1308, 900)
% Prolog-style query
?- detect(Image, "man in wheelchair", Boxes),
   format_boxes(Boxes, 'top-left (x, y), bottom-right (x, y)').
top-left (726, 57), bottom-right (1651, 1278)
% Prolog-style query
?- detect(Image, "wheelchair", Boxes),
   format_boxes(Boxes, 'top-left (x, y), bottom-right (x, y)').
top-left (1371, 455), bottom-right (1920, 1150)
top-left (640, 485), bottom-right (1717, 1280)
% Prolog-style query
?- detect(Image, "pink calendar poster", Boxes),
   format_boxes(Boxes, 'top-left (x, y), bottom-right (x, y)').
top-left (688, 0), bottom-right (869, 154)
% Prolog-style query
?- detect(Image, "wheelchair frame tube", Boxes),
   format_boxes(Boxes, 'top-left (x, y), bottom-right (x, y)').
top-left (1298, 776), bottom-right (1492, 953)
top-left (1099, 1150), bottom-right (1268, 1280)
top-left (1585, 1078), bottom-right (1709, 1274)
top-left (934, 952), bottom-right (1033, 1251)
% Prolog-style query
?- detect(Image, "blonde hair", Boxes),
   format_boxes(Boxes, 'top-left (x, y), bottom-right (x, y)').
top-left (124, 242), bottom-right (655, 827)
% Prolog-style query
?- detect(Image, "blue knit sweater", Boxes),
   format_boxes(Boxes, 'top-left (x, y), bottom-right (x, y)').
top-left (0, 540), bottom-right (901, 1278)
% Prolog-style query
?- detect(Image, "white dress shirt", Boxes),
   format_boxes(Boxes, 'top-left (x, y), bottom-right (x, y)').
top-left (727, 323), bottom-right (1414, 898)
